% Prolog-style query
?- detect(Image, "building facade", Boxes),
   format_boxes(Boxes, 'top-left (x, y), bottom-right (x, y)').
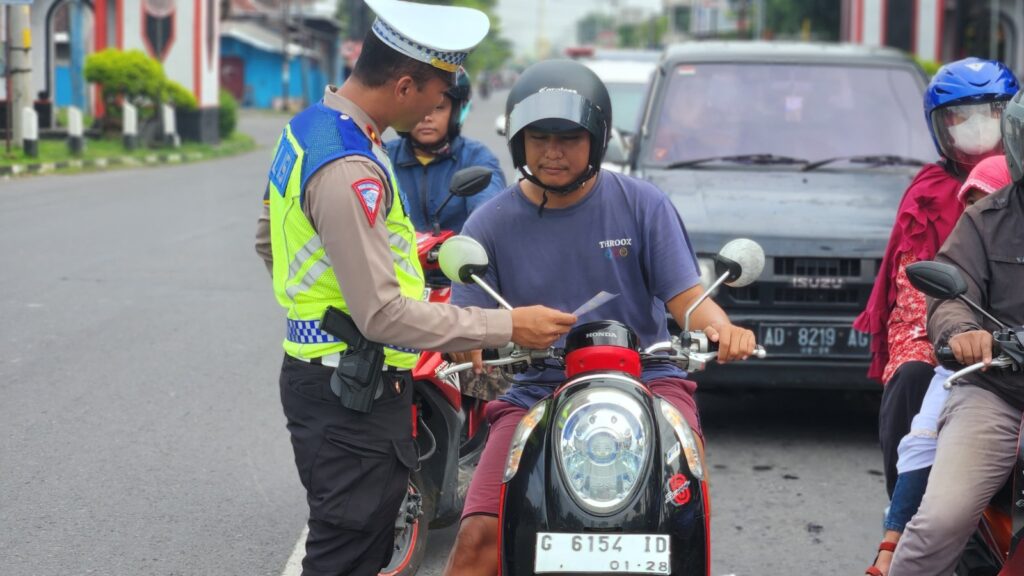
top-left (841, 0), bottom-right (1024, 75)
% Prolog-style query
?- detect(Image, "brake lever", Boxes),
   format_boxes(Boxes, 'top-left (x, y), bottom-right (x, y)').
top-left (943, 355), bottom-right (1015, 389)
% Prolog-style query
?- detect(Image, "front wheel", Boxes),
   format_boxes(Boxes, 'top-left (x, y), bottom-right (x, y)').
top-left (379, 471), bottom-right (435, 576)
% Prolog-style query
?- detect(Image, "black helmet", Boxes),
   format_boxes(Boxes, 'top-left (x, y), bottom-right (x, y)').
top-left (505, 60), bottom-right (612, 193)
top-left (445, 67), bottom-right (473, 140)
top-left (1003, 89), bottom-right (1024, 184)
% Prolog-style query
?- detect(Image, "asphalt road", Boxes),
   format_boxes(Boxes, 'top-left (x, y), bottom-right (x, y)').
top-left (1, 93), bottom-right (889, 576)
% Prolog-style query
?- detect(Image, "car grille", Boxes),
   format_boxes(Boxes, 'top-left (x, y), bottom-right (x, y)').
top-left (774, 257), bottom-right (861, 277)
top-left (720, 256), bottom-right (872, 310)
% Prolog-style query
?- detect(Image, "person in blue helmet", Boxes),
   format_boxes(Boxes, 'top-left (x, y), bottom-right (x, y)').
top-left (385, 67), bottom-right (506, 233)
top-left (857, 58), bottom-right (1019, 576)
top-left (888, 89), bottom-right (1024, 575)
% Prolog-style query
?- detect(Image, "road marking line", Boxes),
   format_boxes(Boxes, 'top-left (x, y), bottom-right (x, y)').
top-left (281, 526), bottom-right (308, 576)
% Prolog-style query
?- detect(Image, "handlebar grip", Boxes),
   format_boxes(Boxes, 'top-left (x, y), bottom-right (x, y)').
top-left (936, 346), bottom-right (959, 367)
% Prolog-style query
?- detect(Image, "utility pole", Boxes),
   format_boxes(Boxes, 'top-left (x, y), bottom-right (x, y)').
top-left (70, 0), bottom-right (86, 111)
top-left (8, 2), bottom-right (31, 145)
top-left (281, 0), bottom-right (291, 111)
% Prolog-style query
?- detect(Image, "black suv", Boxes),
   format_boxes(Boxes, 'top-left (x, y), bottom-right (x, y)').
top-left (626, 42), bottom-right (934, 389)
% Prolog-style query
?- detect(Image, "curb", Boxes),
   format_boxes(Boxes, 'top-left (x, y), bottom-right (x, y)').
top-left (1, 150), bottom-right (215, 178)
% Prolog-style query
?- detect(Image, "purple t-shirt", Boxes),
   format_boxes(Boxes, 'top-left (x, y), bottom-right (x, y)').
top-left (452, 171), bottom-right (701, 408)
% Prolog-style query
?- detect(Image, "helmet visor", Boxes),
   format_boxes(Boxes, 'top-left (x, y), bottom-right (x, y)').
top-left (507, 90), bottom-right (606, 143)
top-left (930, 100), bottom-right (1007, 166)
top-left (1003, 103), bottom-right (1024, 184)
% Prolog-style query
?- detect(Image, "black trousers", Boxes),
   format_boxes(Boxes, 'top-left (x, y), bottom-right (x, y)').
top-left (279, 355), bottom-right (418, 576)
top-left (878, 361), bottom-right (935, 497)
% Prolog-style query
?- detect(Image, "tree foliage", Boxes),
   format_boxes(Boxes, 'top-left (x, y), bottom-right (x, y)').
top-left (762, 0), bottom-right (840, 41)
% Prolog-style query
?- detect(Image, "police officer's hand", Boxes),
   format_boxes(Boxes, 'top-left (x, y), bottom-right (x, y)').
top-left (949, 329), bottom-right (994, 367)
top-left (704, 321), bottom-right (756, 363)
top-left (510, 306), bottom-right (577, 349)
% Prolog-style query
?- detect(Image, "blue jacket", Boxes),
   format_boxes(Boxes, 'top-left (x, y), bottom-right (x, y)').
top-left (384, 135), bottom-right (506, 233)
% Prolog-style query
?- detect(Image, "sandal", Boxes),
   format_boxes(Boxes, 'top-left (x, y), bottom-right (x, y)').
top-left (865, 541), bottom-right (897, 576)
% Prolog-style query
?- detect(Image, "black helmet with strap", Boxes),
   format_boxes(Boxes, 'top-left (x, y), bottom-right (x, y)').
top-left (1003, 89), bottom-right (1024, 185)
top-left (505, 60), bottom-right (612, 193)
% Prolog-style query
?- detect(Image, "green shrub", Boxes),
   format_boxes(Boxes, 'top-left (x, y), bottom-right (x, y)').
top-left (914, 56), bottom-right (942, 78)
top-left (218, 89), bottom-right (238, 138)
top-left (164, 80), bottom-right (198, 110)
top-left (85, 49), bottom-right (166, 104)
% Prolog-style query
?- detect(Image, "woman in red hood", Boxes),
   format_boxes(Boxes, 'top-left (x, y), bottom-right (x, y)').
top-left (859, 58), bottom-right (1019, 576)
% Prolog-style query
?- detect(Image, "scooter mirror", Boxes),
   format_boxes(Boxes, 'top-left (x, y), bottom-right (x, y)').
top-left (439, 235), bottom-right (490, 284)
top-left (450, 166), bottom-right (493, 198)
top-left (495, 113), bottom-right (507, 136)
top-left (906, 261), bottom-right (968, 300)
top-left (716, 238), bottom-right (765, 288)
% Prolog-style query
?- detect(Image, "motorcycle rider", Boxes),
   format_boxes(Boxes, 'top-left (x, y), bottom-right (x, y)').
top-left (855, 57), bottom-right (1019, 576)
top-left (385, 68), bottom-right (506, 233)
top-left (888, 89), bottom-right (1024, 575)
top-left (441, 59), bottom-right (756, 576)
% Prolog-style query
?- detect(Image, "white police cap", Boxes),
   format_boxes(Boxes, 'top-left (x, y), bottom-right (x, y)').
top-left (366, 0), bottom-right (490, 73)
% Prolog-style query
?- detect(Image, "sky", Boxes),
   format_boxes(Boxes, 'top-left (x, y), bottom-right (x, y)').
top-left (495, 0), bottom-right (663, 58)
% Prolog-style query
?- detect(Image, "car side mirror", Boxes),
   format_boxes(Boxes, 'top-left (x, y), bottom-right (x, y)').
top-left (605, 129), bottom-right (629, 166)
top-left (906, 261), bottom-right (967, 300)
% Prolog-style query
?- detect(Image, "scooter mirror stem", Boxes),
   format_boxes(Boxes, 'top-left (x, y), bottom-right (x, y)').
top-left (684, 271), bottom-right (730, 333)
top-left (956, 294), bottom-right (1010, 329)
top-left (469, 273), bottom-right (514, 311)
top-left (431, 194), bottom-right (457, 236)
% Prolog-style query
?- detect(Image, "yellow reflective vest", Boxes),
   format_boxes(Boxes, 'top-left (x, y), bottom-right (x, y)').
top-left (267, 103), bottom-right (425, 369)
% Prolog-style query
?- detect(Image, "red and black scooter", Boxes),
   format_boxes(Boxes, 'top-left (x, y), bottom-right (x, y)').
top-left (905, 261), bottom-right (1024, 576)
top-left (379, 167), bottom-right (496, 576)
top-left (434, 235), bottom-right (767, 576)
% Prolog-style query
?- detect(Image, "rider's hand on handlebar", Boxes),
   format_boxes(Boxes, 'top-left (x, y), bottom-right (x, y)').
top-left (949, 329), bottom-right (994, 368)
top-left (450, 350), bottom-right (484, 373)
top-left (704, 321), bottom-right (757, 362)
top-left (510, 306), bottom-right (577, 350)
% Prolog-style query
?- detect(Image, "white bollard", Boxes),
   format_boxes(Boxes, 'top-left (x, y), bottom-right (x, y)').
top-left (162, 103), bottom-right (179, 148)
top-left (21, 107), bottom-right (39, 158)
top-left (123, 102), bottom-right (138, 151)
top-left (68, 106), bottom-right (84, 156)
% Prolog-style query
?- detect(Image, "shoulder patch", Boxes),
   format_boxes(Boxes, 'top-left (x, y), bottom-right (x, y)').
top-left (269, 136), bottom-right (298, 196)
top-left (353, 178), bottom-right (384, 226)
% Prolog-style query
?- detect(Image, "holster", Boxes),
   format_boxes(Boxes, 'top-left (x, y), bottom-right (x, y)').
top-left (321, 306), bottom-right (386, 413)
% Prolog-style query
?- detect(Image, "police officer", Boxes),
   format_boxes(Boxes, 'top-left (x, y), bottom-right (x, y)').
top-left (253, 1), bottom-right (576, 574)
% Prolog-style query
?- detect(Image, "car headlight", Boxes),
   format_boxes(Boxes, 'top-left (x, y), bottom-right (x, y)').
top-left (659, 399), bottom-right (704, 480)
top-left (698, 257), bottom-right (719, 296)
top-left (555, 389), bottom-right (651, 513)
top-left (503, 400), bottom-right (549, 483)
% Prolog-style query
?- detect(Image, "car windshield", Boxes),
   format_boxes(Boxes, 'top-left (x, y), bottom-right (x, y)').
top-left (606, 81), bottom-right (648, 134)
top-left (643, 63), bottom-right (934, 167)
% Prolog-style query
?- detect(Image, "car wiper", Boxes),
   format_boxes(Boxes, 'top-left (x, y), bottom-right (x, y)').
top-left (802, 155), bottom-right (927, 172)
top-left (665, 154), bottom-right (810, 169)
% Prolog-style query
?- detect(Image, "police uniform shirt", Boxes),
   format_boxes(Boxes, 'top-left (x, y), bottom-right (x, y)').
top-left (255, 86), bottom-right (513, 352)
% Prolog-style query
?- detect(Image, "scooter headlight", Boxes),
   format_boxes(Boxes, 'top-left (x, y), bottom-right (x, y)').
top-left (555, 389), bottom-right (651, 513)
top-left (503, 400), bottom-right (549, 483)
top-left (659, 398), bottom-right (704, 480)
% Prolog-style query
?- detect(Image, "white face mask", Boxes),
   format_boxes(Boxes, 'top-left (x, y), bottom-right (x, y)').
top-left (948, 113), bottom-right (1003, 155)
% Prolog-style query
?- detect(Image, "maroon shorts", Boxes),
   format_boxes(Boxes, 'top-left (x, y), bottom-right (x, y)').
top-left (461, 376), bottom-right (701, 519)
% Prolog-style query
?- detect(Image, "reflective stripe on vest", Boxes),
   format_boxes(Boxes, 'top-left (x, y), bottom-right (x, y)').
top-left (267, 103), bottom-right (425, 369)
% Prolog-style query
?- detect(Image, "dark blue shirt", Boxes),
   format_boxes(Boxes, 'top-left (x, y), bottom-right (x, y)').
top-left (452, 171), bottom-right (702, 408)
top-left (385, 135), bottom-right (506, 233)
